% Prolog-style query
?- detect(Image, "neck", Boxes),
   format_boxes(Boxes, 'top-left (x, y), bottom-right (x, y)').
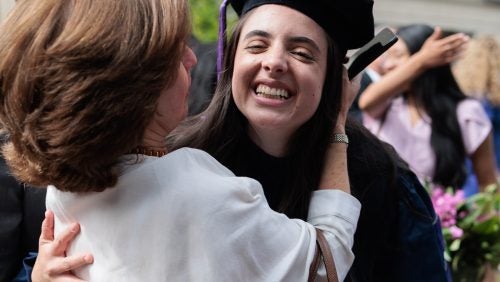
top-left (141, 125), bottom-right (169, 152)
top-left (247, 126), bottom-right (292, 157)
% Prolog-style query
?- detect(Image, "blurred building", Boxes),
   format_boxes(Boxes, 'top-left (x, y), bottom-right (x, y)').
top-left (1, 0), bottom-right (499, 37)
top-left (374, 0), bottom-right (500, 37)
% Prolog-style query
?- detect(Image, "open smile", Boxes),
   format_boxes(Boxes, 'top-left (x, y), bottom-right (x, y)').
top-left (255, 84), bottom-right (291, 100)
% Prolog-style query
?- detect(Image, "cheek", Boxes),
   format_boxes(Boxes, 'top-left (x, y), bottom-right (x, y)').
top-left (304, 72), bottom-right (324, 104)
top-left (232, 58), bottom-right (258, 101)
top-left (308, 93), bottom-right (322, 117)
top-left (304, 80), bottom-right (323, 119)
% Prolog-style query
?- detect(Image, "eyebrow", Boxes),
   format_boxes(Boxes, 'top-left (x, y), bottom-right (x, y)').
top-left (289, 36), bottom-right (321, 53)
top-left (243, 30), bottom-right (321, 53)
top-left (243, 30), bottom-right (271, 40)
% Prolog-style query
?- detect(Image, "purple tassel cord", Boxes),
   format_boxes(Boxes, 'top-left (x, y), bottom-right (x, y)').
top-left (217, 0), bottom-right (229, 81)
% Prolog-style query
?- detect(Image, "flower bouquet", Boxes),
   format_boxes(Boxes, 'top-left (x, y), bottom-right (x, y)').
top-left (430, 184), bottom-right (499, 282)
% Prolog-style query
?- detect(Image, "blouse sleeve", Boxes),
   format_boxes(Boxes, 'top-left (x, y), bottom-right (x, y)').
top-left (457, 99), bottom-right (492, 155)
top-left (202, 174), bottom-right (361, 282)
top-left (308, 190), bottom-right (361, 280)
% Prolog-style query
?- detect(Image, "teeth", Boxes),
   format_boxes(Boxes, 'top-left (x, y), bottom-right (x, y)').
top-left (256, 84), bottom-right (290, 100)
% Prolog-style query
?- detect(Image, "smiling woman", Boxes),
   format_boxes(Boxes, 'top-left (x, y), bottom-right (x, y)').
top-left (231, 5), bottom-right (328, 156)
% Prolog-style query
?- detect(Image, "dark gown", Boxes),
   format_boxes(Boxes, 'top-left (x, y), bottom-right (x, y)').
top-left (219, 129), bottom-right (449, 282)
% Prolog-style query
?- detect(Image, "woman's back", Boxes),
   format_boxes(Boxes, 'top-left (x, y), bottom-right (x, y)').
top-left (47, 148), bottom-right (360, 281)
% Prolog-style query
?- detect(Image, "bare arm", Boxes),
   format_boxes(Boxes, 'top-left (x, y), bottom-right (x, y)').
top-left (359, 27), bottom-right (469, 118)
top-left (470, 132), bottom-right (498, 190)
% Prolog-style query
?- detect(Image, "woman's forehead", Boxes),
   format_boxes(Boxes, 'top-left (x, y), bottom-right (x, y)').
top-left (241, 5), bottom-right (328, 47)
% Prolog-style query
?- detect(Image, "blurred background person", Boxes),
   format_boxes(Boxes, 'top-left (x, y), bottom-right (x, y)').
top-left (453, 35), bottom-right (500, 176)
top-left (360, 24), bottom-right (497, 192)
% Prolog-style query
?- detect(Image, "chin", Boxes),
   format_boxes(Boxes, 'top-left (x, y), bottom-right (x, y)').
top-left (250, 116), bottom-right (294, 131)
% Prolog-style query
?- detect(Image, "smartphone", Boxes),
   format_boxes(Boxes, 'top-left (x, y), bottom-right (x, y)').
top-left (346, 28), bottom-right (398, 80)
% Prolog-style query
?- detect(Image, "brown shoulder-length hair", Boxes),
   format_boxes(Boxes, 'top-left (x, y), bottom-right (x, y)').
top-left (0, 0), bottom-right (190, 192)
top-left (170, 10), bottom-right (345, 219)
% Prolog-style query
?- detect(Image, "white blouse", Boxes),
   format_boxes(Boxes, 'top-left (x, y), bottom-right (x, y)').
top-left (47, 148), bottom-right (361, 281)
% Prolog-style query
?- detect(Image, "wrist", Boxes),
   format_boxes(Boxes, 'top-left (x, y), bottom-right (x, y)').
top-left (334, 120), bottom-right (346, 134)
top-left (333, 126), bottom-right (346, 135)
top-left (329, 133), bottom-right (349, 145)
top-left (411, 51), bottom-right (431, 71)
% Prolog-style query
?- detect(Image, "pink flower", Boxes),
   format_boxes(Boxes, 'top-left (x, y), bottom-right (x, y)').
top-left (431, 188), bottom-right (466, 228)
top-left (449, 226), bottom-right (464, 239)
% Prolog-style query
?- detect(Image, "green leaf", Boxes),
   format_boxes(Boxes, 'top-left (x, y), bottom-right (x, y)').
top-left (450, 239), bottom-right (461, 252)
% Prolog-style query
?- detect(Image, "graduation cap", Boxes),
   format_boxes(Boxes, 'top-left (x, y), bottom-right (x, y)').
top-left (217, 0), bottom-right (375, 78)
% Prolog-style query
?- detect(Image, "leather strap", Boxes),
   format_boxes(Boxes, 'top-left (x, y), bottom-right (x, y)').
top-left (307, 228), bottom-right (339, 282)
top-left (308, 241), bottom-right (321, 281)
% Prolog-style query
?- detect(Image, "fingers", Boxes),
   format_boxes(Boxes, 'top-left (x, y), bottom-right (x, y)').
top-left (445, 44), bottom-right (467, 62)
top-left (52, 223), bottom-right (81, 255)
top-left (40, 210), bottom-right (55, 243)
top-left (47, 254), bottom-right (94, 276)
top-left (419, 30), bottom-right (469, 68)
top-left (429, 26), bottom-right (442, 40)
top-left (441, 34), bottom-right (469, 62)
top-left (440, 33), bottom-right (469, 50)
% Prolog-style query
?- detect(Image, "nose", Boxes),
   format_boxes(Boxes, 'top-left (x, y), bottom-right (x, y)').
top-left (262, 47), bottom-right (287, 75)
top-left (182, 46), bottom-right (197, 71)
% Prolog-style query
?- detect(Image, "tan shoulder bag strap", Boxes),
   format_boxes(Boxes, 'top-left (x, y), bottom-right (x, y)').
top-left (307, 228), bottom-right (339, 282)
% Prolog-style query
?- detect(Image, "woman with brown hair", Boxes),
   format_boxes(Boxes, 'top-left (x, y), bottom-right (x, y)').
top-left (0, 0), bottom-right (360, 281)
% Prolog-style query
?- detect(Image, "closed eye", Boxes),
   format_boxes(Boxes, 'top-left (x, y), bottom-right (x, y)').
top-left (291, 50), bottom-right (314, 61)
top-left (244, 39), bottom-right (268, 53)
top-left (245, 44), bottom-right (266, 52)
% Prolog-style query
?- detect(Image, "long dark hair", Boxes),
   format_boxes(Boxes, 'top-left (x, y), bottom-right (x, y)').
top-left (170, 10), bottom-right (344, 219)
top-left (398, 24), bottom-right (467, 187)
top-left (412, 67), bottom-right (467, 187)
